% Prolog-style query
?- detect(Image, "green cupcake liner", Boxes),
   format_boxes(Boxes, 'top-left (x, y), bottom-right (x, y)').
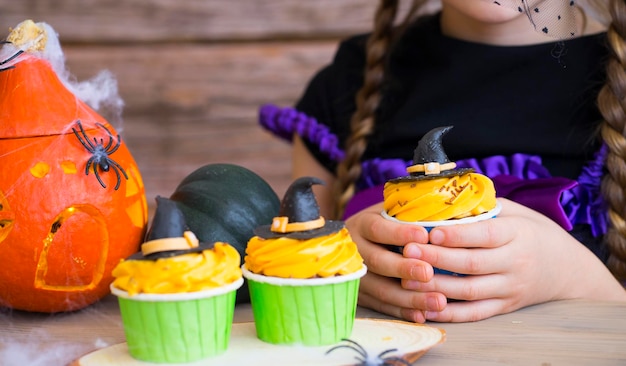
top-left (242, 266), bottom-right (366, 346)
top-left (111, 278), bottom-right (242, 363)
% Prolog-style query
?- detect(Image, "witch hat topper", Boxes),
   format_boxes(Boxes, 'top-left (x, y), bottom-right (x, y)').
top-left (389, 125), bottom-right (473, 183)
top-left (253, 176), bottom-right (344, 239)
top-left (128, 196), bottom-right (214, 260)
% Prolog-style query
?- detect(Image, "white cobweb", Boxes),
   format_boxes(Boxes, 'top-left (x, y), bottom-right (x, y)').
top-left (0, 20), bottom-right (126, 365)
top-left (0, 20), bottom-right (125, 131)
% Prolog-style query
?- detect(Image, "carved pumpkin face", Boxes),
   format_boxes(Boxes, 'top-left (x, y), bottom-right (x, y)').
top-left (0, 55), bottom-right (148, 312)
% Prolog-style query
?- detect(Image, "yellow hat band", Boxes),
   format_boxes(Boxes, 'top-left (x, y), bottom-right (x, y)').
top-left (141, 231), bottom-right (199, 256)
top-left (406, 162), bottom-right (456, 175)
top-left (271, 216), bottom-right (325, 233)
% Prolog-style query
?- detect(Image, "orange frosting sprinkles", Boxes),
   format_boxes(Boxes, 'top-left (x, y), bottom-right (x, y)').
top-left (384, 172), bottom-right (496, 221)
top-left (245, 228), bottom-right (364, 279)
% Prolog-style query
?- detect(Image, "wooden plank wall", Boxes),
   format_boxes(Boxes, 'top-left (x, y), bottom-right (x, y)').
top-left (1, 1), bottom-right (437, 214)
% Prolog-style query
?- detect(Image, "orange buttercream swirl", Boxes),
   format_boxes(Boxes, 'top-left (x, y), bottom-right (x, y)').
top-left (384, 173), bottom-right (496, 221)
top-left (111, 242), bottom-right (242, 296)
top-left (244, 227), bottom-right (364, 278)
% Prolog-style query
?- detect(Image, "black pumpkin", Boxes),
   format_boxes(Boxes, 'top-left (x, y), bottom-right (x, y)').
top-left (170, 163), bottom-right (280, 303)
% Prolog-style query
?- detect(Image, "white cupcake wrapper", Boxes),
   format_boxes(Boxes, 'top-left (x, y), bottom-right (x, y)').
top-left (241, 265), bottom-right (367, 286)
top-left (381, 201), bottom-right (502, 227)
top-left (110, 277), bottom-right (244, 302)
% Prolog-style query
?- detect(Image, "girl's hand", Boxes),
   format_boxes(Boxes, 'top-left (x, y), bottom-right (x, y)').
top-left (345, 202), bottom-right (447, 323)
top-left (403, 198), bottom-right (626, 322)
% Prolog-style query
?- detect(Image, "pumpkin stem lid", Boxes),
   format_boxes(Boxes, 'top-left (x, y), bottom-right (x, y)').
top-left (0, 20), bottom-right (113, 138)
top-left (1, 19), bottom-right (125, 139)
top-left (7, 20), bottom-right (47, 52)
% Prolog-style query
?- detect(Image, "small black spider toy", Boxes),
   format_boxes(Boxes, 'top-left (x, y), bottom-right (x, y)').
top-left (72, 120), bottom-right (128, 190)
top-left (0, 41), bottom-right (24, 72)
top-left (326, 338), bottom-right (412, 366)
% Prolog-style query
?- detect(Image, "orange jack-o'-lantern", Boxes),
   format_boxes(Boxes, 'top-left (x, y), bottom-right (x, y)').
top-left (0, 21), bottom-right (148, 312)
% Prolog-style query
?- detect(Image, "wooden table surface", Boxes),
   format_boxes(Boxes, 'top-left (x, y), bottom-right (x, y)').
top-left (1, 295), bottom-right (625, 365)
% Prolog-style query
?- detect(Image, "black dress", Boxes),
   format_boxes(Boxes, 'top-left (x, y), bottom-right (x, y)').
top-left (259, 13), bottom-right (610, 261)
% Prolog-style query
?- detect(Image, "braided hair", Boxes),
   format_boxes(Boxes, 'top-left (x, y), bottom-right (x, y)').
top-left (333, 0), bottom-right (427, 219)
top-left (599, 0), bottom-right (626, 281)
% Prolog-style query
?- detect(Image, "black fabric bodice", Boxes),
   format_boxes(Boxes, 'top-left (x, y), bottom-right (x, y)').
top-left (295, 13), bottom-right (609, 180)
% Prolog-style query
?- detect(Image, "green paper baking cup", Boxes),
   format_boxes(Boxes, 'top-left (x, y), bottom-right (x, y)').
top-left (110, 278), bottom-right (243, 363)
top-left (242, 265), bottom-right (367, 346)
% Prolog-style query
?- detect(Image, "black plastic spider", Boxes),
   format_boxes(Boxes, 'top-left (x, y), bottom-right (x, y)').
top-left (0, 41), bottom-right (23, 72)
top-left (326, 338), bottom-right (412, 366)
top-left (72, 120), bottom-right (128, 190)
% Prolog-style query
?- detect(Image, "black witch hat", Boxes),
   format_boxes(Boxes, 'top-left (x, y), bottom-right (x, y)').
top-left (128, 196), bottom-right (214, 260)
top-left (388, 125), bottom-right (473, 183)
top-left (253, 176), bottom-right (344, 239)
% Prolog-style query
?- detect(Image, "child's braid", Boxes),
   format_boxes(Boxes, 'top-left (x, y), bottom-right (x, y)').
top-left (333, 0), bottom-right (425, 219)
top-left (599, 0), bottom-right (626, 280)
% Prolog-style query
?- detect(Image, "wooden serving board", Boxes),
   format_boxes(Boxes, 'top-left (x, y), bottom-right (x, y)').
top-left (72, 318), bottom-right (445, 365)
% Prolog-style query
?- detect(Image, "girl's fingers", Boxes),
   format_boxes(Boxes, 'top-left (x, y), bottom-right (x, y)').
top-left (429, 199), bottom-right (529, 249)
top-left (358, 291), bottom-right (426, 323)
top-left (359, 242), bottom-right (434, 280)
top-left (346, 206), bottom-right (432, 281)
top-left (424, 298), bottom-right (508, 323)
top-left (358, 272), bottom-right (447, 322)
top-left (403, 272), bottom-right (513, 301)
top-left (429, 216), bottom-right (515, 249)
top-left (348, 205), bottom-right (429, 247)
top-left (406, 242), bottom-right (513, 276)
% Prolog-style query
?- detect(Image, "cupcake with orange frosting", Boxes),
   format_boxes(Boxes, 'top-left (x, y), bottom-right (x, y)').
top-left (382, 126), bottom-right (500, 274)
top-left (243, 176), bottom-right (366, 346)
top-left (110, 196), bottom-right (243, 363)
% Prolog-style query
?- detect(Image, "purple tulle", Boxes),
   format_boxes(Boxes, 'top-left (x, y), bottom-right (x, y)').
top-left (562, 144), bottom-right (608, 236)
top-left (259, 104), bottom-right (344, 162)
top-left (259, 104), bottom-right (608, 236)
